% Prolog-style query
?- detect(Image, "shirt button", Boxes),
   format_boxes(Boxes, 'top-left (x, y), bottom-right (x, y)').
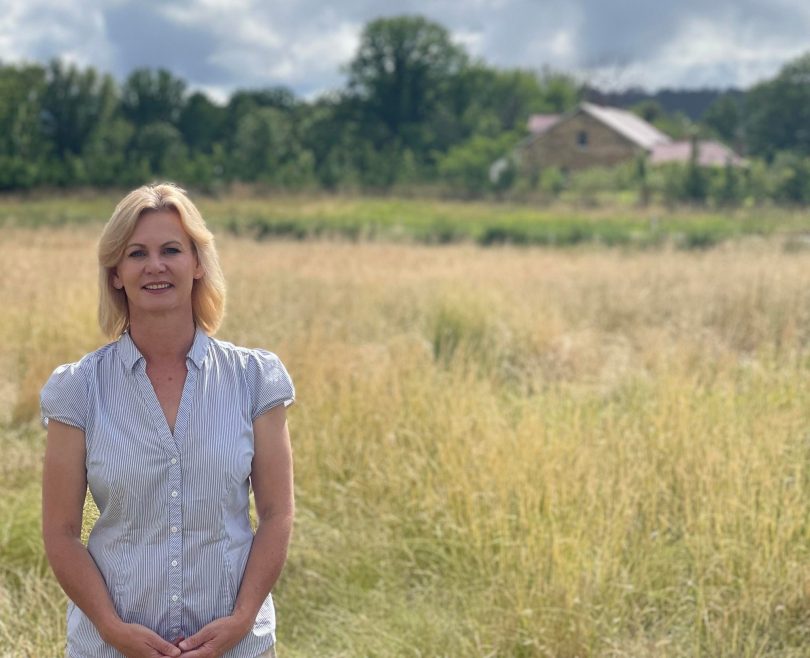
top-left (172, 595), bottom-right (179, 602)
top-left (171, 490), bottom-right (178, 497)
top-left (171, 560), bottom-right (178, 567)
top-left (171, 526), bottom-right (178, 533)
top-left (171, 458), bottom-right (177, 464)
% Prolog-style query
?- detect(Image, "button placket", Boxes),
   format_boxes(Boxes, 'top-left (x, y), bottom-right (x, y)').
top-left (168, 453), bottom-right (183, 633)
top-left (165, 360), bottom-right (198, 636)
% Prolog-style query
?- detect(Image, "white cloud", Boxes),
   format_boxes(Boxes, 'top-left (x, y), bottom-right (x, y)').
top-left (452, 28), bottom-right (484, 56)
top-left (549, 30), bottom-right (574, 61)
top-left (581, 12), bottom-right (810, 90)
top-left (0, 0), bottom-right (808, 95)
top-left (265, 21), bottom-right (360, 83)
top-left (0, 1), bottom-right (114, 71)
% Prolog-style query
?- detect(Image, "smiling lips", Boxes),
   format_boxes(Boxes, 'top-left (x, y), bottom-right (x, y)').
top-left (143, 282), bottom-right (173, 290)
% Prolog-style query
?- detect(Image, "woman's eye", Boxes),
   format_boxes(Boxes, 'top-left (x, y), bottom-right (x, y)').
top-left (164, 247), bottom-right (181, 254)
top-left (128, 250), bottom-right (145, 258)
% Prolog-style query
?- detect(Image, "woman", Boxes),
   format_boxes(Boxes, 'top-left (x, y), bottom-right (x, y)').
top-left (41, 183), bottom-right (294, 658)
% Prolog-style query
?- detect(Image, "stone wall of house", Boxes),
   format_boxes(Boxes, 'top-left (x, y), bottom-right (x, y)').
top-left (520, 112), bottom-right (642, 173)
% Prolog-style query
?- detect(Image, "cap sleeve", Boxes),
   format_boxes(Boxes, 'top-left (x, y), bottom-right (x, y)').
top-left (40, 362), bottom-right (89, 430)
top-left (246, 349), bottom-right (295, 420)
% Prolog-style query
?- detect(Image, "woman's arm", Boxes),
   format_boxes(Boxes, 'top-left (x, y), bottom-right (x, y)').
top-left (42, 420), bottom-right (181, 658)
top-left (179, 404), bottom-right (294, 657)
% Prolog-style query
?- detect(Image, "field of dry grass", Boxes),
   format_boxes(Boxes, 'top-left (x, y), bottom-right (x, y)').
top-left (3, 224), bottom-right (810, 656)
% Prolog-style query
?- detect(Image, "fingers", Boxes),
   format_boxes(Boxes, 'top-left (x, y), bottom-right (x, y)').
top-left (178, 649), bottom-right (215, 658)
top-left (178, 628), bottom-right (213, 652)
top-left (147, 632), bottom-right (182, 657)
top-left (110, 623), bottom-right (183, 658)
top-left (177, 643), bottom-right (219, 658)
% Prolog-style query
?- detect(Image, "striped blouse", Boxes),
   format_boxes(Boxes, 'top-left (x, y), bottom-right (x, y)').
top-left (40, 327), bottom-right (295, 658)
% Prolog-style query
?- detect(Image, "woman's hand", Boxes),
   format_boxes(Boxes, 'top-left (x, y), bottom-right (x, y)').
top-left (102, 620), bottom-right (182, 658)
top-left (177, 615), bottom-right (251, 657)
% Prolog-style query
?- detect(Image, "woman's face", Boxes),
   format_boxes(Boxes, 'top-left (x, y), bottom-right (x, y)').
top-left (112, 209), bottom-right (203, 320)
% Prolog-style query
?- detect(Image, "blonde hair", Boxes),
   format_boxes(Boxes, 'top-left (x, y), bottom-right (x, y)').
top-left (98, 183), bottom-right (226, 338)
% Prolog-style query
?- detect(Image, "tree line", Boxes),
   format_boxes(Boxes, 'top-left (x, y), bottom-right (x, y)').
top-left (1, 14), bottom-right (809, 202)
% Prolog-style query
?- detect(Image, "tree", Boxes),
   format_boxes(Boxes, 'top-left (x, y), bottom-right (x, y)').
top-left (437, 133), bottom-right (520, 195)
top-left (682, 137), bottom-right (709, 202)
top-left (40, 60), bottom-right (118, 158)
top-left (768, 151), bottom-right (810, 204)
top-left (296, 93), bottom-right (363, 187)
top-left (0, 63), bottom-right (46, 150)
top-left (227, 88), bottom-right (296, 119)
top-left (746, 52), bottom-right (810, 159)
top-left (0, 63), bottom-right (47, 188)
top-left (83, 117), bottom-right (135, 186)
top-left (630, 100), bottom-right (694, 140)
top-left (539, 69), bottom-right (580, 113)
top-left (453, 65), bottom-right (565, 137)
top-left (632, 99), bottom-right (664, 123)
top-left (347, 15), bottom-right (468, 141)
top-left (129, 121), bottom-right (187, 176)
top-left (702, 94), bottom-right (741, 146)
top-left (179, 92), bottom-right (226, 153)
top-left (233, 102), bottom-right (315, 187)
top-left (121, 68), bottom-right (187, 127)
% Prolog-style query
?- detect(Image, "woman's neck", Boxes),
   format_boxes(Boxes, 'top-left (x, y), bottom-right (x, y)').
top-left (127, 314), bottom-right (197, 365)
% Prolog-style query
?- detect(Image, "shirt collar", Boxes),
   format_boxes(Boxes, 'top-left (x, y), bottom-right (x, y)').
top-left (187, 326), bottom-right (210, 370)
top-left (117, 326), bottom-right (210, 371)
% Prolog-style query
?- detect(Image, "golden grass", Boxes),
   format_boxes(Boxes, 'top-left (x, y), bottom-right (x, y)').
top-left (3, 227), bottom-right (810, 656)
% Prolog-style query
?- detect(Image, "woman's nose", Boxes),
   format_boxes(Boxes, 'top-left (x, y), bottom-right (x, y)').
top-left (145, 254), bottom-right (167, 273)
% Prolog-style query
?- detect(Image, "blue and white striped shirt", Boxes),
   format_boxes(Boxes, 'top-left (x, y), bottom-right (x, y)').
top-left (41, 327), bottom-right (295, 658)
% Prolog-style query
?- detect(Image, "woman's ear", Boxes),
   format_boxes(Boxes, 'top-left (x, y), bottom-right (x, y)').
top-left (112, 269), bottom-right (124, 290)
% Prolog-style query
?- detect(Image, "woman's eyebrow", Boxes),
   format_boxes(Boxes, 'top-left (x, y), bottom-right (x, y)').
top-left (125, 240), bottom-right (183, 248)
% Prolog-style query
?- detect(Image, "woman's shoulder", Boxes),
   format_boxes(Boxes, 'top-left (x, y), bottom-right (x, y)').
top-left (45, 341), bottom-right (118, 385)
top-left (207, 336), bottom-right (287, 370)
top-left (40, 342), bottom-right (117, 429)
top-left (207, 337), bottom-right (295, 416)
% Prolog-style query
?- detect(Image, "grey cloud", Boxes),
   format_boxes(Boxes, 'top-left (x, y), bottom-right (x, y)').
top-left (12, 3), bottom-right (108, 64)
top-left (103, 3), bottom-right (231, 84)
top-left (573, 0), bottom-right (809, 69)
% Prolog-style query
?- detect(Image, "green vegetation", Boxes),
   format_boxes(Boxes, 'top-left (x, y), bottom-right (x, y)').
top-left (4, 14), bottom-right (810, 205)
top-left (4, 193), bottom-right (810, 250)
top-left (0, 16), bottom-right (580, 195)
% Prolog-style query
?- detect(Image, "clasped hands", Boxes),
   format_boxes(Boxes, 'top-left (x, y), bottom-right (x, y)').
top-left (106, 614), bottom-right (252, 658)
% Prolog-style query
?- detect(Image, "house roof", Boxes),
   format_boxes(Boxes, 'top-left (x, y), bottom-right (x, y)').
top-left (527, 114), bottom-right (561, 135)
top-left (579, 102), bottom-right (671, 150)
top-left (649, 140), bottom-right (746, 167)
top-left (524, 102), bottom-right (672, 152)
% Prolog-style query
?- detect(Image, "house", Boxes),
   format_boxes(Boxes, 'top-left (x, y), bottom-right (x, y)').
top-left (512, 102), bottom-right (743, 176)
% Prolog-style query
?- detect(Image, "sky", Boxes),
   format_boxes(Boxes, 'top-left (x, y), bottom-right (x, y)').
top-left (1, 0), bottom-right (809, 102)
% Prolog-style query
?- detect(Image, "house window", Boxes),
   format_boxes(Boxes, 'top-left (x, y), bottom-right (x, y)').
top-left (577, 131), bottom-right (588, 149)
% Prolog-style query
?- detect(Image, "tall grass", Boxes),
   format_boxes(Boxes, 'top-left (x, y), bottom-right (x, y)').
top-left (3, 225), bottom-right (810, 656)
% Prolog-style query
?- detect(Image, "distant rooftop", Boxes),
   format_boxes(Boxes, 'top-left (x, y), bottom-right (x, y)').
top-left (650, 140), bottom-right (746, 167)
top-left (526, 103), bottom-right (672, 151)
top-left (580, 102), bottom-right (671, 150)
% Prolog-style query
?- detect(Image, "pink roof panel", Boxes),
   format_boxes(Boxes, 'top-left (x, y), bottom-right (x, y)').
top-left (650, 140), bottom-right (745, 167)
top-left (527, 114), bottom-right (561, 134)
